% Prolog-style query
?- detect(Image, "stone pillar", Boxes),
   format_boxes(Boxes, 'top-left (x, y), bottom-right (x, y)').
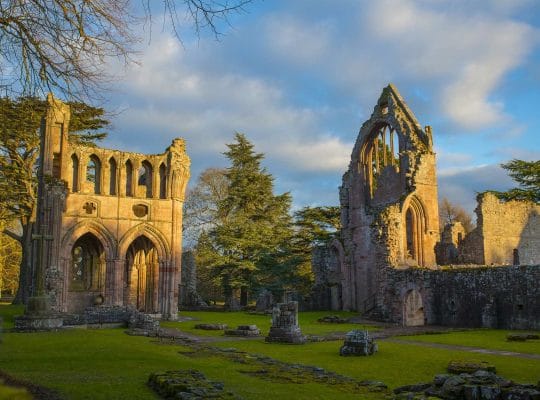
top-left (113, 259), bottom-right (124, 306)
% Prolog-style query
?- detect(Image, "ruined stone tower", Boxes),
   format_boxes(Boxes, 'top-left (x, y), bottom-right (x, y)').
top-left (32, 95), bottom-right (190, 320)
top-left (330, 84), bottom-right (440, 312)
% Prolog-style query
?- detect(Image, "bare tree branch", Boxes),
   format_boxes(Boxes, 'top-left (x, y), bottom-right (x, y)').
top-left (0, 0), bottom-right (254, 100)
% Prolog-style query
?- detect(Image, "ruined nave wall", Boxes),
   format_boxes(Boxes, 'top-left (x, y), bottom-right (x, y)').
top-left (459, 193), bottom-right (540, 265)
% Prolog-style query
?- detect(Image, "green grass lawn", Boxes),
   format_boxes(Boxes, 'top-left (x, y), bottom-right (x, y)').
top-left (398, 329), bottom-right (540, 354)
top-left (162, 310), bottom-right (378, 337)
top-left (0, 302), bottom-right (24, 330)
top-left (1, 304), bottom-right (539, 399)
top-left (211, 338), bottom-right (540, 388)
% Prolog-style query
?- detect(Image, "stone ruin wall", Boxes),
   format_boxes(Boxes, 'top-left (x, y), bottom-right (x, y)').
top-left (459, 192), bottom-right (540, 265)
top-left (311, 85), bottom-right (539, 330)
top-left (320, 84), bottom-right (440, 312)
top-left (376, 265), bottom-right (540, 330)
top-left (34, 95), bottom-right (190, 320)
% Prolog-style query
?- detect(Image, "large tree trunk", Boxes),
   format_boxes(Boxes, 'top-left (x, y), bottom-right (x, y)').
top-left (12, 221), bottom-right (34, 305)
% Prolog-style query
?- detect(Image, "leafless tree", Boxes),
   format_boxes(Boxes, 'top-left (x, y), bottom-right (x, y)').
top-left (439, 197), bottom-right (474, 233)
top-left (183, 167), bottom-right (228, 248)
top-left (0, 0), bottom-right (253, 100)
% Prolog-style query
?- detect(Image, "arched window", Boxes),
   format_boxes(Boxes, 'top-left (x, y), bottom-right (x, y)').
top-left (71, 154), bottom-right (79, 192)
top-left (86, 155), bottom-right (101, 194)
top-left (125, 160), bottom-right (133, 197)
top-left (362, 124), bottom-right (400, 197)
top-left (70, 233), bottom-right (105, 292)
top-left (109, 157), bottom-right (117, 195)
top-left (138, 160), bottom-right (153, 198)
top-left (126, 236), bottom-right (159, 312)
top-left (159, 163), bottom-right (167, 199)
top-left (405, 208), bottom-right (416, 261)
top-left (404, 197), bottom-right (427, 267)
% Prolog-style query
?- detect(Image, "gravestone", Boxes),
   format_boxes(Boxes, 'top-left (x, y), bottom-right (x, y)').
top-left (265, 301), bottom-right (306, 344)
top-left (339, 330), bottom-right (378, 356)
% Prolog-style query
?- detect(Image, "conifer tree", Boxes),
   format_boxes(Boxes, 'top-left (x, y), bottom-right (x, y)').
top-left (493, 159), bottom-right (539, 203)
top-left (199, 133), bottom-right (293, 307)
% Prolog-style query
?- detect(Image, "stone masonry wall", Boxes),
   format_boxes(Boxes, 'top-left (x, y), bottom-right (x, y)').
top-left (460, 193), bottom-right (540, 265)
top-left (377, 265), bottom-right (540, 329)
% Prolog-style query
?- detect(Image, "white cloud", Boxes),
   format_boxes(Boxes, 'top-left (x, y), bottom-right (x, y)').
top-left (438, 163), bottom-right (515, 213)
top-left (364, 0), bottom-right (536, 130)
top-left (100, 2), bottom-right (539, 210)
top-left (264, 15), bottom-right (333, 65)
top-left (109, 32), bottom-right (351, 176)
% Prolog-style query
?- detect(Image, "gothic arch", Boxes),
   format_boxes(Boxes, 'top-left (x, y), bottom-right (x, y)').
top-left (118, 223), bottom-right (171, 262)
top-left (358, 122), bottom-right (401, 199)
top-left (60, 220), bottom-right (117, 262)
top-left (402, 194), bottom-right (428, 267)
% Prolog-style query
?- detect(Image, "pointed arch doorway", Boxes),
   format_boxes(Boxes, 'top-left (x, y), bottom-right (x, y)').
top-left (126, 236), bottom-right (159, 313)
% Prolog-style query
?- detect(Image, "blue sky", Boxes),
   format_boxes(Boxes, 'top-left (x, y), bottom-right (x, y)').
top-left (101, 0), bottom-right (540, 215)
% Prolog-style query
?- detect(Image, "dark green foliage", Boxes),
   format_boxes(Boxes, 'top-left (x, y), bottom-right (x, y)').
top-left (491, 159), bottom-right (539, 203)
top-left (197, 133), bottom-right (294, 303)
top-left (287, 206), bottom-right (341, 294)
top-left (195, 135), bottom-right (343, 302)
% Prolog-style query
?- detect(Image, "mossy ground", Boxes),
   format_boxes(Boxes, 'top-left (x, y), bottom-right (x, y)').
top-left (0, 304), bottom-right (538, 400)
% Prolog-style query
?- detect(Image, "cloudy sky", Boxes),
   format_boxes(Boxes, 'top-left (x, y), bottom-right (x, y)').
top-left (101, 0), bottom-right (540, 216)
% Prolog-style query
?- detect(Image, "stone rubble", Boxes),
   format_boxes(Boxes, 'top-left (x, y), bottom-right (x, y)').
top-left (392, 365), bottom-right (540, 400)
top-left (224, 325), bottom-right (260, 337)
top-left (339, 330), bottom-right (378, 356)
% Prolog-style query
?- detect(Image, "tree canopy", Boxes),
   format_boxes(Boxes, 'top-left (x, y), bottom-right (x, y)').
top-left (195, 133), bottom-right (293, 306)
top-left (492, 159), bottom-right (540, 203)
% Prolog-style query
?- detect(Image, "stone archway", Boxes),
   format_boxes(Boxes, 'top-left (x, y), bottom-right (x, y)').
top-left (403, 289), bottom-right (425, 326)
top-left (68, 232), bottom-right (106, 312)
top-left (403, 195), bottom-right (427, 267)
top-left (125, 236), bottom-right (159, 313)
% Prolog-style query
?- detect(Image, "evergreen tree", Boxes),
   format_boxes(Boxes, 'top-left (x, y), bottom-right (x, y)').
top-left (493, 159), bottom-right (539, 203)
top-left (287, 206), bottom-right (341, 295)
top-left (198, 133), bottom-right (293, 307)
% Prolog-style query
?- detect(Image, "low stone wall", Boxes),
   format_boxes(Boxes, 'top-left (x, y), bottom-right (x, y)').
top-left (376, 265), bottom-right (540, 329)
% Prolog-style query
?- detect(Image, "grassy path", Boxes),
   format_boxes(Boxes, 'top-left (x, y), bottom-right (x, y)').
top-left (383, 338), bottom-right (540, 360)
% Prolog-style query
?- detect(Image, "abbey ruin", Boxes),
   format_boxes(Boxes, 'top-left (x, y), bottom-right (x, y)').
top-left (19, 95), bottom-right (190, 328)
top-left (312, 85), bottom-right (539, 329)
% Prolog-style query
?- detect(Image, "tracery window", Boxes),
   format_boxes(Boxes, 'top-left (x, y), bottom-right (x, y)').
top-left (362, 124), bottom-right (400, 196)
top-left (70, 233), bottom-right (104, 291)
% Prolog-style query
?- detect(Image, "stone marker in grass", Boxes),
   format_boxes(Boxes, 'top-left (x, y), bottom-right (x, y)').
top-left (265, 301), bottom-right (306, 344)
top-left (339, 330), bottom-right (378, 356)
